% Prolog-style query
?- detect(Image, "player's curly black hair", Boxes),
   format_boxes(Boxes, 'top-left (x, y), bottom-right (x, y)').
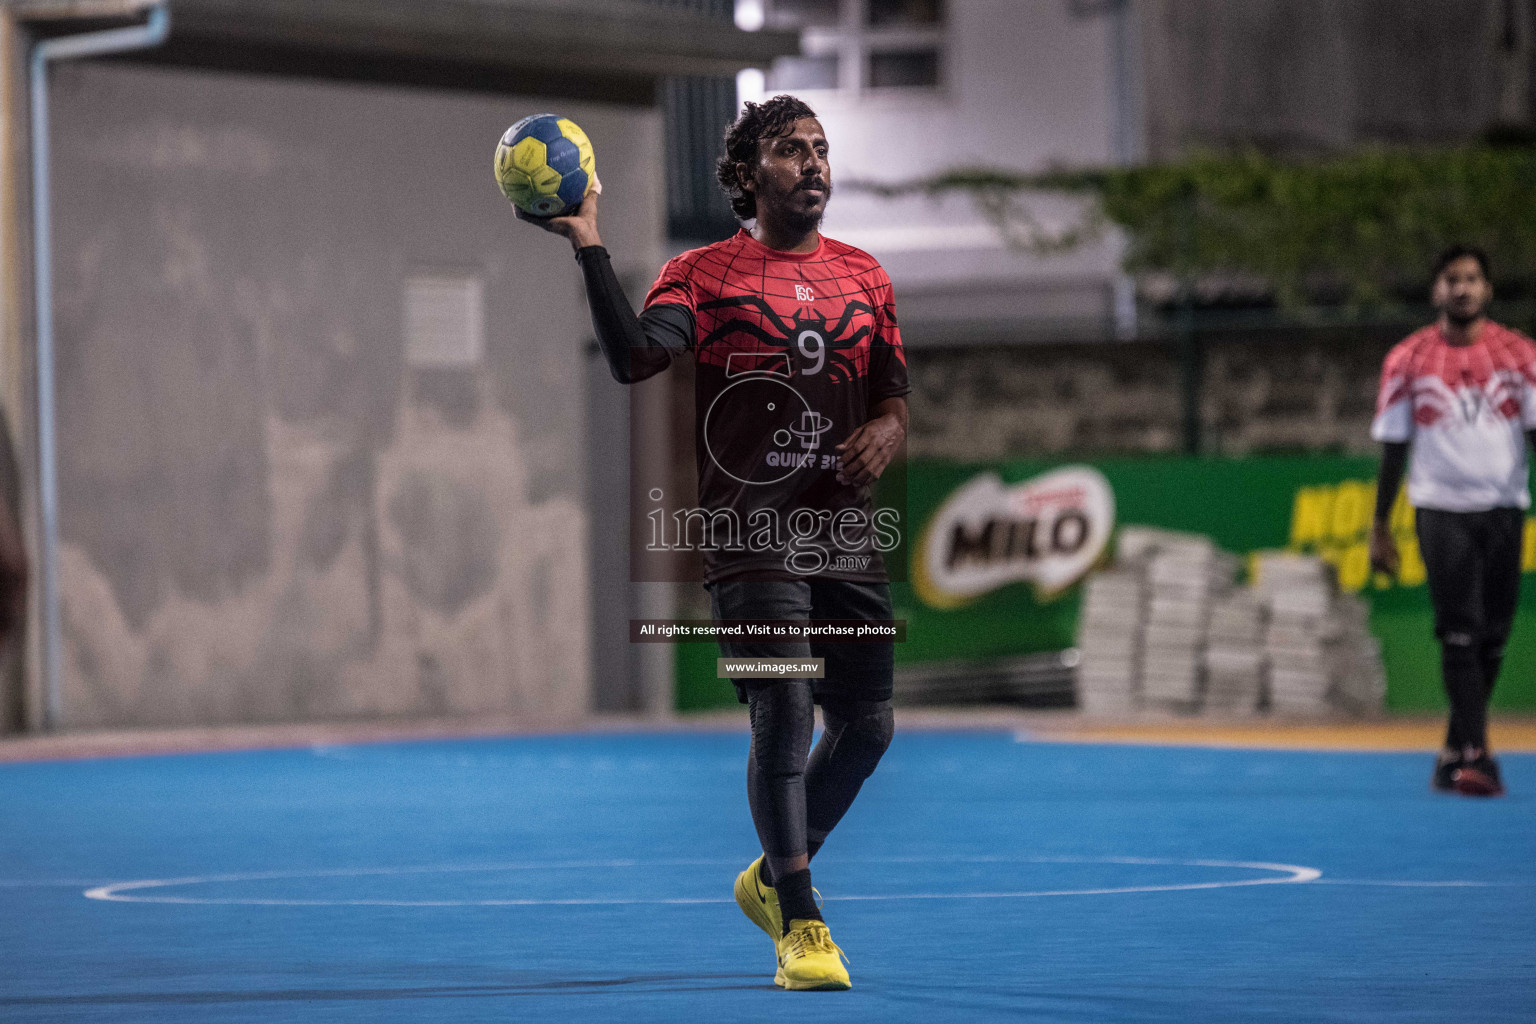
top-left (716, 94), bottom-right (819, 221)
top-left (1432, 244), bottom-right (1491, 283)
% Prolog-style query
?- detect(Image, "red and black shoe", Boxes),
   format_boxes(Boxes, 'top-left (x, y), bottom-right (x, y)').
top-left (1452, 752), bottom-right (1506, 797)
top-left (1431, 749), bottom-right (1462, 792)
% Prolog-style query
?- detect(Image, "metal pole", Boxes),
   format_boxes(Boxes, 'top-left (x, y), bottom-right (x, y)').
top-left (1109, 0), bottom-right (1140, 340)
top-left (30, 4), bottom-right (170, 730)
top-left (1175, 185), bottom-right (1202, 455)
top-left (1179, 306), bottom-right (1202, 455)
top-left (1108, 0), bottom-right (1144, 166)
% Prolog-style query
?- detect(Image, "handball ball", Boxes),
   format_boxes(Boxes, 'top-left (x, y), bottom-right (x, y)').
top-left (495, 113), bottom-right (595, 217)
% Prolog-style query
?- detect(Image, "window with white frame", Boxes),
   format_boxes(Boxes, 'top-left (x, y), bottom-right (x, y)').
top-left (403, 273), bottom-right (484, 368)
top-left (738, 0), bottom-right (946, 93)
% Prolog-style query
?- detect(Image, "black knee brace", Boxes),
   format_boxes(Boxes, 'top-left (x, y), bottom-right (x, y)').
top-left (746, 680), bottom-right (816, 860)
top-left (820, 698), bottom-right (894, 780)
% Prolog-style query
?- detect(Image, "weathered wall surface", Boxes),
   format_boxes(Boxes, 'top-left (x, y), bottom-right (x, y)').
top-left (906, 329), bottom-right (1403, 461)
top-left (47, 63), bottom-right (660, 727)
top-left (1142, 0), bottom-right (1533, 157)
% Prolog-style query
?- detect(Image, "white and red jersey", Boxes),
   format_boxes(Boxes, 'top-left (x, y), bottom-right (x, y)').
top-left (1371, 321), bottom-right (1536, 511)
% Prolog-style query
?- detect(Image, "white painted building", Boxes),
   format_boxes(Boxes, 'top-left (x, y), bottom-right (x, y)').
top-left (727, 0), bottom-right (1536, 347)
top-left (733, 0), bottom-right (1139, 345)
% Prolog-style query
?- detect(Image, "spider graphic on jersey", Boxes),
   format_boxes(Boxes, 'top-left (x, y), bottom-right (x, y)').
top-left (1403, 372), bottom-right (1521, 427)
top-left (696, 295), bottom-right (881, 384)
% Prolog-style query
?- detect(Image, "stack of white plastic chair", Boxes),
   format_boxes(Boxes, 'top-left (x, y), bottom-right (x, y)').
top-left (1255, 554), bottom-right (1337, 715)
top-left (1074, 569), bottom-right (1145, 715)
top-left (1140, 537), bottom-right (1233, 712)
top-left (1079, 537), bottom-right (1387, 720)
top-left (1202, 589), bottom-right (1267, 714)
top-left (1330, 594), bottom-right (1388, 716)
top-left (1073, 526), bottom-right (1194, 715)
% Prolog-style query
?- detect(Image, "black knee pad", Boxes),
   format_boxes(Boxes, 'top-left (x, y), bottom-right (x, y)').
top-left (1441, 634), bottom-right (1482, 670)
top-left (821, 698), bottom-right (894, 776)
top-left (748, 679), bottom-right (816, 777)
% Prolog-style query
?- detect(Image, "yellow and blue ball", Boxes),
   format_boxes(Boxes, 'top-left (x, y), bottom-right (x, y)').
top-left (495, 113), bottom-right (595, 217)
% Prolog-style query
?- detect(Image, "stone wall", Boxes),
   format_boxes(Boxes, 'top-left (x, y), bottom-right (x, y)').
top-left (905, 327), bottom-right (1410, 461)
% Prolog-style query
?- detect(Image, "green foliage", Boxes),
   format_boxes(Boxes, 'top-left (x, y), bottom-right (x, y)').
top-left (857, 147), bottom-right (1536, 308)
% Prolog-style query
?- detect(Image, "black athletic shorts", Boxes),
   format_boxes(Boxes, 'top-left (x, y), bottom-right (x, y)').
top-left (1415, 506), bottom-right (1523, 649)
top-left (706, 578), bottom-right (896, 705)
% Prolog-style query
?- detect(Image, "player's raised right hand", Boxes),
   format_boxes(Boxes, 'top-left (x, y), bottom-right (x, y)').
top-left (516, 187), bottom-right (602, 251)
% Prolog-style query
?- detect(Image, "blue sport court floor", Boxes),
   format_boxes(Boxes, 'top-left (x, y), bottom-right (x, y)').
top-left (1, 727), bottom-right (1532, 1023)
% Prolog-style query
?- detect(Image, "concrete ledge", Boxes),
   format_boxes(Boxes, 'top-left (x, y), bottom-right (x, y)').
top-left (129, 0), bottom-right (796, 79)
top-left (1022, 713), bottom-right (1536, 753)
top-left (0, 713), bottom-right (590, 763)
top-left (5, 709), bottom-right (1534, 762)
top-left (7, 0), bottom-right (156, 18)
top-left (5, 0), bottom-right (799, 102)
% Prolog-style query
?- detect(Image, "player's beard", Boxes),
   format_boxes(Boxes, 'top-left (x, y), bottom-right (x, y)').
top-left (767, 179), bottom-right (831, 234)
top-left (1443, 299), bottom-right (1486, 327)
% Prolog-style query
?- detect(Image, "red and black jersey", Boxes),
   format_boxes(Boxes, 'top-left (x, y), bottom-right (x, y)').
top-left (643, 229), bottom-right (909, 582)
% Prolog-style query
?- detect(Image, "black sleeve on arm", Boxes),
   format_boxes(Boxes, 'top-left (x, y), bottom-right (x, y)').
top-left (1374, 441), bottom-right (1409, 524)
top-left (574, 245), bottom-right (693, 384)
top-left (867, 339), bottom-right (911, 407)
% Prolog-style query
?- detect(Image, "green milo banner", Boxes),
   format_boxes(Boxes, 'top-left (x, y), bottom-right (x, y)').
top-left (674, 456), bottom-right (1536, 712)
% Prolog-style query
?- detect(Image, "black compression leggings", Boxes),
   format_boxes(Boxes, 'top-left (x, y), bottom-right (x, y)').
top-left (1417, 507), bottom-right (1523, 752)
top-left (745, 680), bottom-right (894, 871)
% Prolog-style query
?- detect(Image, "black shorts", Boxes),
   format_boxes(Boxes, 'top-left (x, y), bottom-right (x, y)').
top-left (1415, 506), bottom-right (1523, 649)
top-left (706, 578), bottom-right (895, 705)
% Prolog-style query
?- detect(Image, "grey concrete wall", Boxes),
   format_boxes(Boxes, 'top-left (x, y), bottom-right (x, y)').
top-left (1141, 0), bottom-right (1531, 158)
top-left (46, 62), bottom-right (662, 727)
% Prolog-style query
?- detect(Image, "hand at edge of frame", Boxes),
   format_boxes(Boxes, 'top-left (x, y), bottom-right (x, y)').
top-left (1368, 521), bottom-right (1399, 577)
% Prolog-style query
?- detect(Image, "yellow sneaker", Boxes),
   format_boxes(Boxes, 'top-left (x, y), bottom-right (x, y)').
top-left (733, 855), bottom-right (782, 944)
top-left (775, 918), bottom-right (850, 991)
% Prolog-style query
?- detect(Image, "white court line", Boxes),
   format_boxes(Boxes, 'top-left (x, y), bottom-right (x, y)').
top-left (1309, 879), bottom-right (1534, 888)
top-left (82, 856), bottom-right (1321, 907)
top-left (15, 856), bottom-right (1207, 895)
